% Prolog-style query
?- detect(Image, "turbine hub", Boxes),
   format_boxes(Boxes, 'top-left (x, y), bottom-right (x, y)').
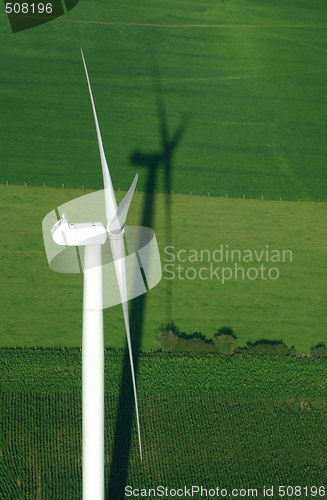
top-left (106, 222), bottom-right (125, 240)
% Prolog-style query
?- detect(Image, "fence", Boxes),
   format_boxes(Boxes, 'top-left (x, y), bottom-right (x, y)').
top-left (1, 180), bottom-right (324, 203)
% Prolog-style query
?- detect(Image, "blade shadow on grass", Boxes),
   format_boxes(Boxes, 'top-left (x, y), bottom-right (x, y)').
top-left (106, 73), bottom-right (187, 499)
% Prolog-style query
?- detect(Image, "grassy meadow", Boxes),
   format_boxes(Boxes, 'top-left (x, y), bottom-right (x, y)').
top-left (0, 0), bottom-right (327, 200)
top-left (0, 184), bottom-right (326, 353)
top-left (1, 0), bottom-right (327, 351)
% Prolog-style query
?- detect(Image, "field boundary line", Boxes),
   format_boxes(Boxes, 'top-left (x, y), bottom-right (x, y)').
top-left (1, 183), bottom-right (324, 204)
top-left (60, 19), bottom-right (327, 29)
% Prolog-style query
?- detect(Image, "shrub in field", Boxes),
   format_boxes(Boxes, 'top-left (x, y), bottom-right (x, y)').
top-left (237, 339), bottom-right (292, 356)
top-left (157, 323), bottom-right (216, 353)
top-left (311, 342), bottom-right (327, 358)
top-left (215, 326), bottom-right (237, 339)
top-left (213, 327), bottom-right (238, 355)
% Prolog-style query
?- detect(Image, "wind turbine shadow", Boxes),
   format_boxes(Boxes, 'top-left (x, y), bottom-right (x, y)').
top-left (106, 74), bottom-right (187, 499)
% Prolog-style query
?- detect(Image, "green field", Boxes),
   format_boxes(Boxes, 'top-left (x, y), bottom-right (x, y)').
top-left (0, 0), bottom-right (327, 200)
top-left (1, 0), bottom-right (327, 352)
top-left (0, 184), bottom-right (326, 353)
top-left (1, 1), bottom-right (327, 496)
top-left (1, 348), bottom-right (327, 499)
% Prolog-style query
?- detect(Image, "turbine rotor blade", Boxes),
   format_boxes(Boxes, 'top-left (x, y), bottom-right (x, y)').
top-left (109, 174), bottom-right (138, 235)
top-left (110, 237), bottom-right (143, 461)
top-left (81, 48), bottom-right (117, 223)
top-left (81, 49), bottom-right (142, 460)
top-left (122, 301), bottom-right (143, 461)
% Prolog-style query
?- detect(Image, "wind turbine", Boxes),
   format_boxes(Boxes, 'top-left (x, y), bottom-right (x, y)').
top-left (47, 49), bottom-right (146, 500)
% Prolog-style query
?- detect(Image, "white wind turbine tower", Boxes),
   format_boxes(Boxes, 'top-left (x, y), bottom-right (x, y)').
top-left (50, 49), bottom-right (142, 500)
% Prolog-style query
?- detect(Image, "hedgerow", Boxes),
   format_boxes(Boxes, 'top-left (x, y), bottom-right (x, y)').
top-left (157, 324), bottom-right (300, 357)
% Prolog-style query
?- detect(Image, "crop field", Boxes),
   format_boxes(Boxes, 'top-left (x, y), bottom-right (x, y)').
top-left (0, 0), bottom-right (327, 201)
top-left (0, 184), bottom-right (326, 353)
top-left (1, 348), bottom-right (327, 499)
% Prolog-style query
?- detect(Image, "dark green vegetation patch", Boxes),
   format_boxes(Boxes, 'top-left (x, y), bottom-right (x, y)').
top-left (1, 348), bottom-right (327, 499)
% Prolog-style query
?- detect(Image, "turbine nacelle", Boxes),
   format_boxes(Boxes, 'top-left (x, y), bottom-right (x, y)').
top-left (51, 213), bottom-right (107, 246)
top-left (50, 211), bottom-right (128, 247)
